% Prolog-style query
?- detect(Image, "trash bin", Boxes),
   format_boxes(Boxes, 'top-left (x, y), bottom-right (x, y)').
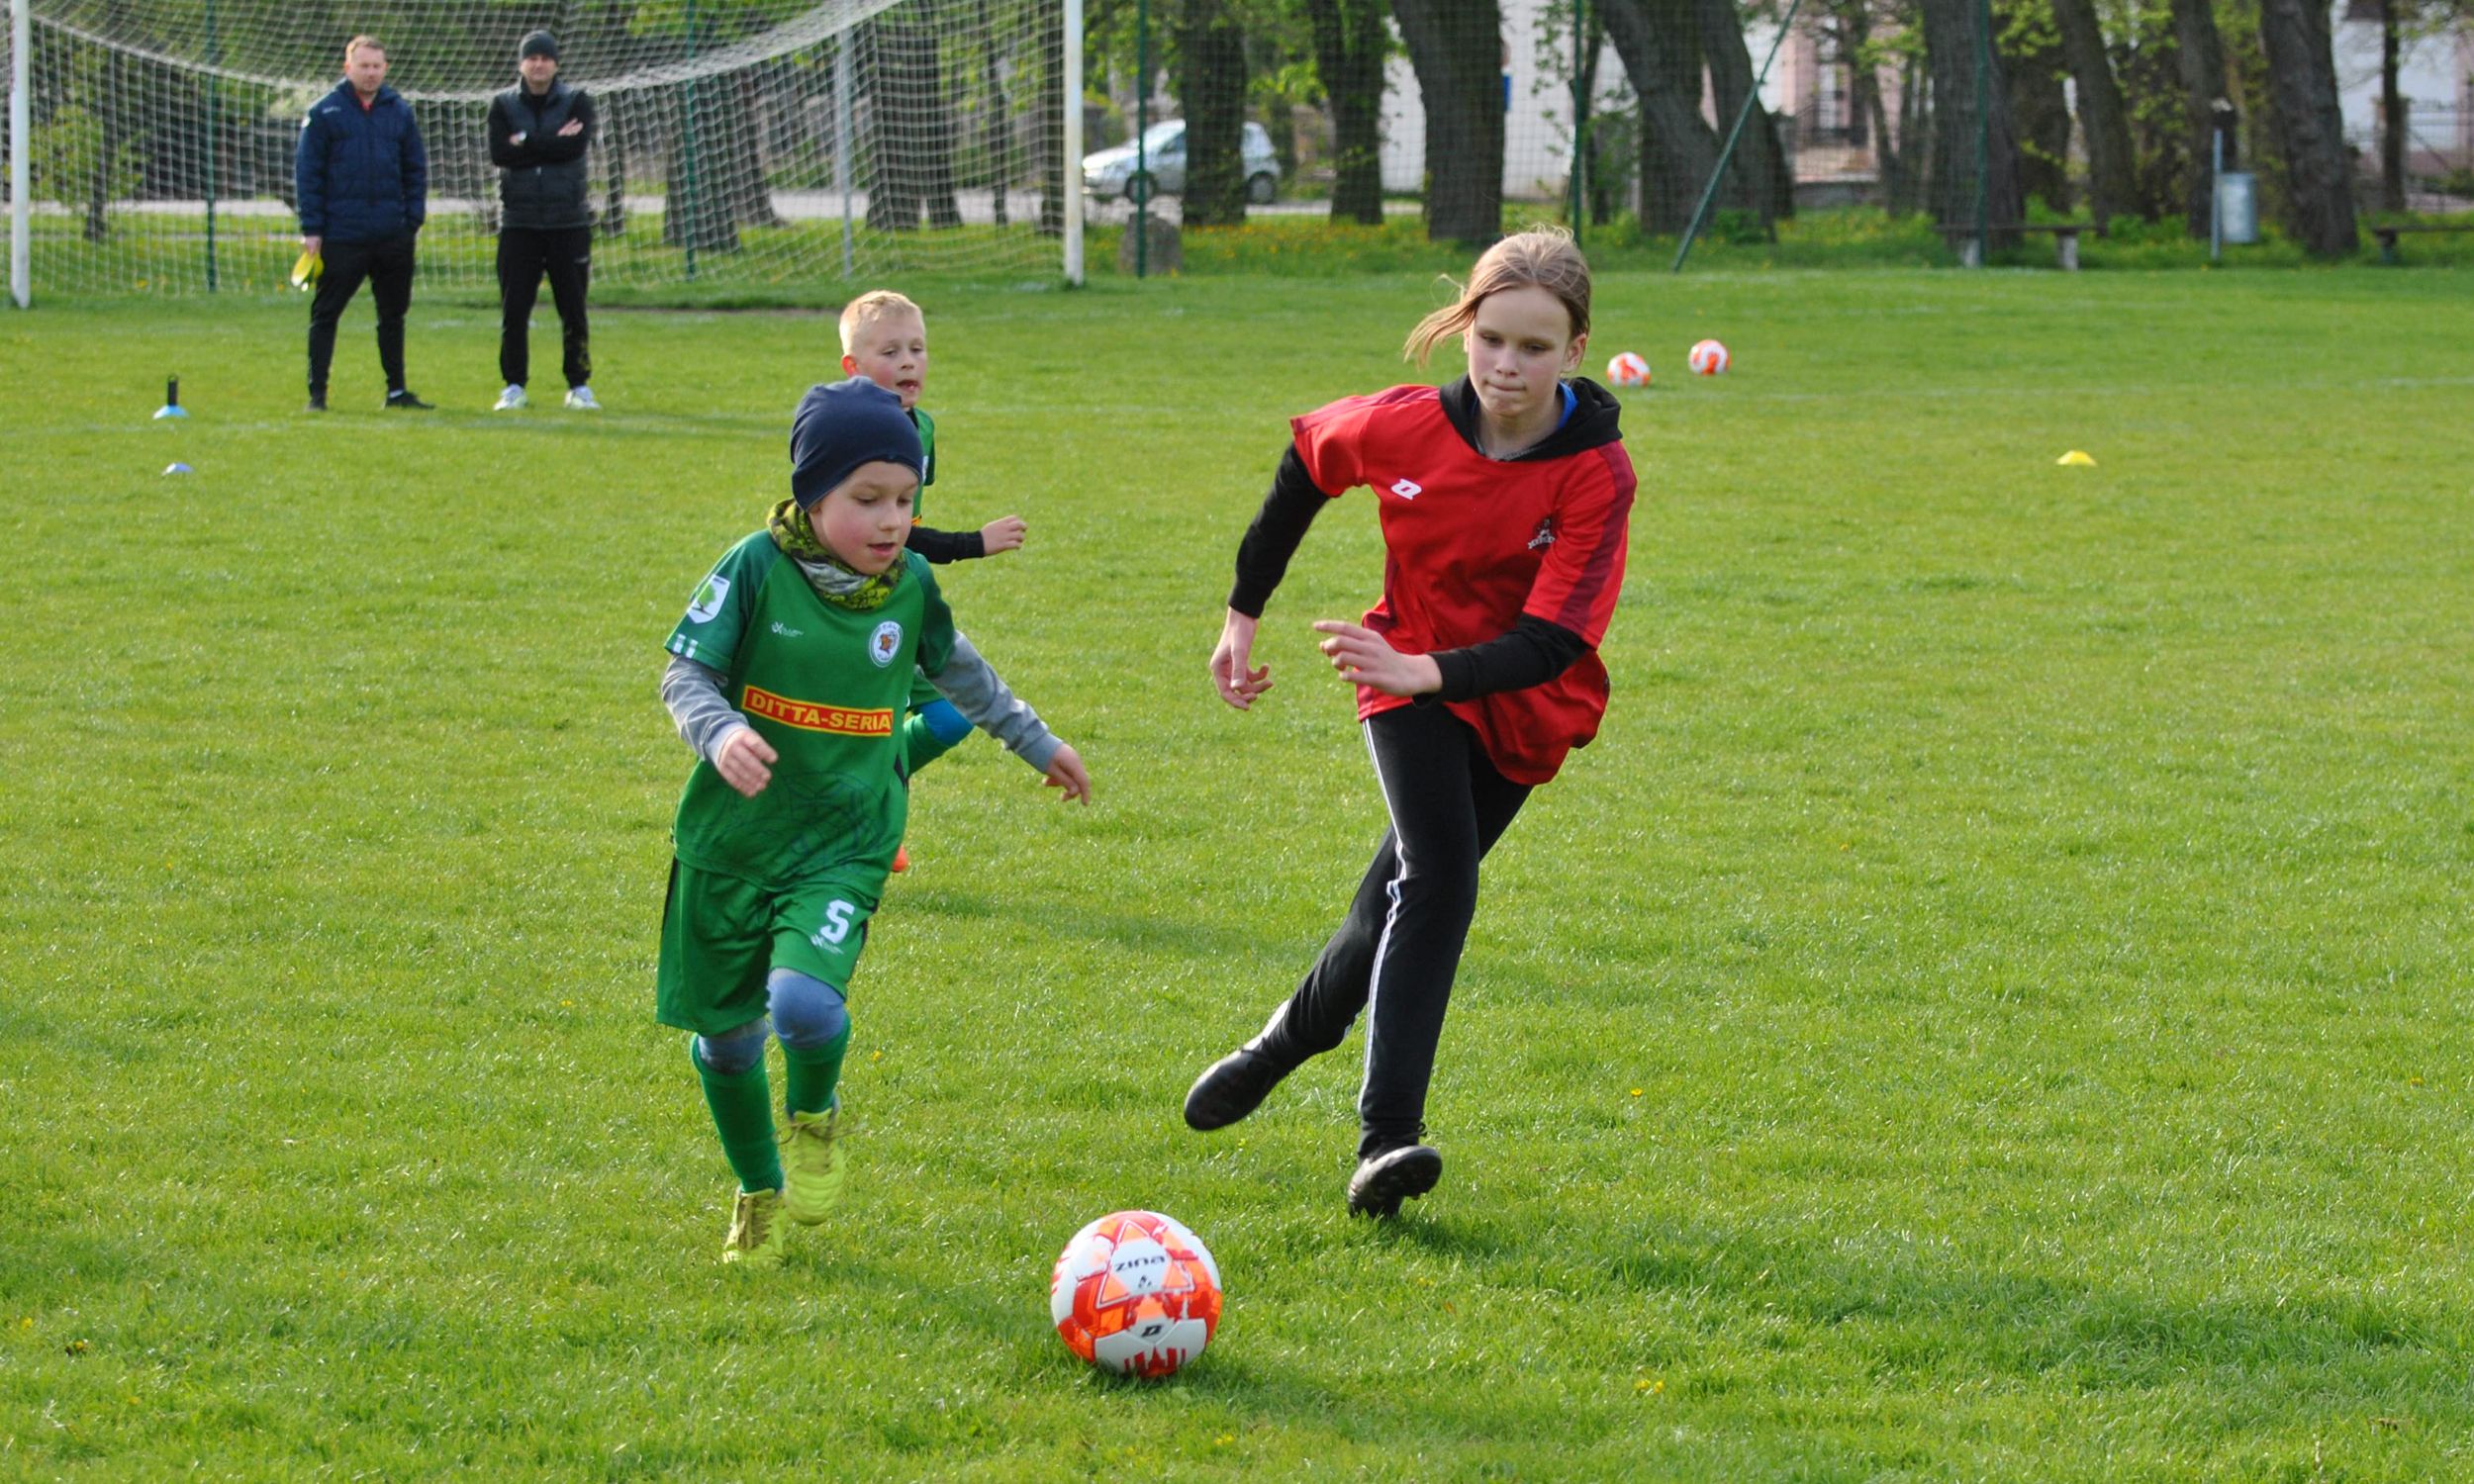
top-left (2216, 172), bottom-right (2259, 246)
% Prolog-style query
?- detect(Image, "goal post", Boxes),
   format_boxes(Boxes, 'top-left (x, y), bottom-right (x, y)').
top-left (4, 0), bottom-right (1082, 302)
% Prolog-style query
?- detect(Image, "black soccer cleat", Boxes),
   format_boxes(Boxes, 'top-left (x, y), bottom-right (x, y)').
top-left (1347, 1144), bottom-right (1442, 1219)
top-left (1183, 1045), bottom-right (1291, 1132)
top-left (305, 394), bottom-right (328, 412)
top-left (384, 388), bottom-right (434, 410)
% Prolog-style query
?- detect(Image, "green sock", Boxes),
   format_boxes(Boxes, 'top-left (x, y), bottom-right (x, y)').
top-left (694, 1043), bottom-right (784, 1192)
top-left (783, 1026), bottom-right (852, 1119)
top-left (902, 712), bottom-right (960, 776)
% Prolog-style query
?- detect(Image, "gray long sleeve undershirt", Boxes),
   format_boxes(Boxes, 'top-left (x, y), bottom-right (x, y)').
top-left (661, 633), bottom-right (1063, 776)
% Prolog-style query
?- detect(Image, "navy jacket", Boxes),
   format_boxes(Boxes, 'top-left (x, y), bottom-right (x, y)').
top-left (296, 81), bottom-right (428, 242)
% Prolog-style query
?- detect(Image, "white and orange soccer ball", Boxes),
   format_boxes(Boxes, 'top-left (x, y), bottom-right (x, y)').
top-left (1687, 338), bottom-right (1731, 376)
top-left (1050, 1210), bottom-right (1223, 1379)
top-left (1604, 351), bottom-right (1651, 388)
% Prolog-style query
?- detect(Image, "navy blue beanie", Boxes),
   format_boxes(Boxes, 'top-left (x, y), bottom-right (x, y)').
top-left (789, 378), bottom-right (923, 508)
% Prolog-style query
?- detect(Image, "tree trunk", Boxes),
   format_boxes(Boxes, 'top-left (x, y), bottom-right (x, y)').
top-left (719, 74), bottom-right (781, 230)
top-left (2379, 0), bottom-right (2405, 212)
top-left (666, 81), bottom-right (740, 251)
top-left (1307, 0), bottom-right (1388, 224)
top-left (864, 14), bottom-right (959, 231)
top-left (1177, 0), bottom-right (1250, 226)
top-left (1038, 5), bottom-right (1067, 234)
top-left (1892, 51), bottom-right (1932, 215)
top-left (980, 0), bottom-right (1009, 228)
top-left (1698, 0), bottom-right (1794, 224)
top-left (2047, 0), bottom-right (2139, 226)
top-left (1998, 0), bottom-right (2071, 215)
top-left (2256, 0), bottom-right (2356, 256)
top-left (2168, 0), bottom-right (2230, 235)
top-left (603, 95), bottom-right (628, 236)
top-left (1599, 0), bottom-right (1719, 233)
top-left (1920, 0), bottom-right (2025, 247)
top-left (1390, 0), bottom-right (1506, 244)
top-left (1826, 5), bottom-right (1895, 205)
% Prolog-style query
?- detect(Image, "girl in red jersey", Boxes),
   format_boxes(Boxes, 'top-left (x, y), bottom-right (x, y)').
top-left (1183, 228), bottom-right (1636, 1218)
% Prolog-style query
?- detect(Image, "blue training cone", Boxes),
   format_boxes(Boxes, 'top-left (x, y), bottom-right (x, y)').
top-left (153, 376), bottom-right (188, 419)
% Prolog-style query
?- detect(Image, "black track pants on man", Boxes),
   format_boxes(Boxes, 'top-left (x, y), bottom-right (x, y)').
top-left (498, 225), bottom-right (592, 390)
top-left (308, 232), bottom-right (418, 398)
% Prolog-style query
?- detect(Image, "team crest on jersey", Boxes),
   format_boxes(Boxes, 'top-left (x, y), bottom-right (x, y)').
top-left (869, 619), bottom-right (904, 668)
top-left (687, 574), bottom-right (731, 623)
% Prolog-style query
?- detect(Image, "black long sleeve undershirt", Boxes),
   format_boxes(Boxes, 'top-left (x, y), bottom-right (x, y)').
top-left (1227, 443), bottom-right (1591, 702)
top-left (904, 523), bottom-right (986, 563)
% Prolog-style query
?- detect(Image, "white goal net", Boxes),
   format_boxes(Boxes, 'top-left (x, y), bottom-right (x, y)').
top-left (4, 0), bottom-right (1076, 300)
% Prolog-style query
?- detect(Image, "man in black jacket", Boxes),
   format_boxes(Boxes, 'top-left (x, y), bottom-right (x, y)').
top-left (297, 35), bottom-right (431, 412)
top-left (488, 31), bottom-right (600, 411)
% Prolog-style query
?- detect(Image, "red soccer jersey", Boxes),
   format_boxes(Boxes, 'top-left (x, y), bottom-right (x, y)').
top-left (1289, 383), bottom-right (1635, 785)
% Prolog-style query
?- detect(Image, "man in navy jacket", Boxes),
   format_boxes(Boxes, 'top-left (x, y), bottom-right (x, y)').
top-left (297, 36), bottom-right (432, 411)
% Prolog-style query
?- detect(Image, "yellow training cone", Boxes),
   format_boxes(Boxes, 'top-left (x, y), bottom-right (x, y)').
top-left (2055, 449), bottom-right (2097, 467)
top-left (290, 250), bottom-right (323, 291)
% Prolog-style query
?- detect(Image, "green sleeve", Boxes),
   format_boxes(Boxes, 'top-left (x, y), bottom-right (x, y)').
top-left (912, 406), bottom-right (938, 491)
top-left (909, 554), bottom-right (956, 677)
top-left (663, 531), bottom-right (775, 673)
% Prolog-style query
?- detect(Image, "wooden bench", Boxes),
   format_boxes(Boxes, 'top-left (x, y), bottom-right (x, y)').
top-left (1935, 223), bottom-right (2103, 270)
top-left (2369, 222), bottom-right (2474, 264)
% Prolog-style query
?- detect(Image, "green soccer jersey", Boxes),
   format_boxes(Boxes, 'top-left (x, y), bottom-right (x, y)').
top-left (912, 406), bottom-right (937, 504)
top-left (666, 532), bottom-right (956, 886)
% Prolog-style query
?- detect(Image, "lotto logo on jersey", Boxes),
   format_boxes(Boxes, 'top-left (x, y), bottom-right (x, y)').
top-left (741, 686), bottom-right (895, 736)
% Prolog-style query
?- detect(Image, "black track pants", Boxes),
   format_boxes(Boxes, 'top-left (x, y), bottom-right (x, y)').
top-left (1260, 702), bottom-right (1532, 1159)
top-left (497, 226), bottom-right (593, 390)
top-left (308, 232), bottom-right (417, 398)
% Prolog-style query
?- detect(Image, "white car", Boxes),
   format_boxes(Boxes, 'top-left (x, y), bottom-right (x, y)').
top-left (1083, 120), bottom-right (1280, 205)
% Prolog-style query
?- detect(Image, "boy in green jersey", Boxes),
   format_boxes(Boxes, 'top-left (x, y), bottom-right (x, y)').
top-left (658, 377), bottom-right (1091, 1267)
top-left (837, 290), bottom-right (1027, 869)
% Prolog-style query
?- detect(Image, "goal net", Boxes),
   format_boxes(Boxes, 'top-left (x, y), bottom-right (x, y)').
top-left (4, 0), bottom-right (1075, 300)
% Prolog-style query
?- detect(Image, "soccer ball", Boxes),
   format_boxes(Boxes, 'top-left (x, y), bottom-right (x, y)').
top-left (1604, 350), bottom-right (1651, 388)
top-left (1050, 1210), bottom-right (1223, 1379)
top-left (1687, 338), bottom-right (1731, 376)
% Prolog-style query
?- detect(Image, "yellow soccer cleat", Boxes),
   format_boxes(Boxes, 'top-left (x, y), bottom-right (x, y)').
top-left (781, 1106), bottom-right (846, 1225)
top-left (720, 1186), bottom-right (789, 1267)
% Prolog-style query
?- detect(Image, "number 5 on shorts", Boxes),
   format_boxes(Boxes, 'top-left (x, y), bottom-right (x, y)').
top-left (810, 900), bottom-right (856, 948)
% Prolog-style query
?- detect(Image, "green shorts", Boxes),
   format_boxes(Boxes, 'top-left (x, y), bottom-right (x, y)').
top-left (656, 860), bottom-right (881, 1034)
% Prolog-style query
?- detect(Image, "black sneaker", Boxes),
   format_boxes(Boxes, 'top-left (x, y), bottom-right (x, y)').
top-left (1184, 1043), bottom-right (1291, 1131)
top-left (1346, 1144), bottom-right (1442, 1219)
top-left (384, 388), bottom-right (433, 410)
top-left (305, 394), bottom-right (327, 412)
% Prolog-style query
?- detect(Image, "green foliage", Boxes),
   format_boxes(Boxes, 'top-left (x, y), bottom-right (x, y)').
top-left (9, 270), bottom-right (2474, 1478)
top-left (30, 105), bottom-right (145, 221)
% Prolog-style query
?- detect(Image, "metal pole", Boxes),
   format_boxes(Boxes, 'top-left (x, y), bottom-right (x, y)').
top-left (2209, 126), bottom-right (2222, 261)
top-left (682, 0), bottom-right (700, 281)
top-left (1569, 0), bottom-right (1585, 249)
top-left (1063, 0), bottom-right (1083, 285)
top-left (1133, 0), bottom-right (1148, 279)
top-left (835, 34), bottom-right (853, 277)
top-left (204, 0), bottom-right (219, 291)
top-left (1673, 0), bottom-right (1799, 272)
top-left (1973, 0), bottom-right (1991, 266)
top-left (10, 0), bottom-right (29, 308)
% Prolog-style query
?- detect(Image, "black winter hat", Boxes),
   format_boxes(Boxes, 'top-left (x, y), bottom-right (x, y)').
top-left (790, 378), bottom-right (922, 508)
top-left (519, 30), bottom-right (558, 59)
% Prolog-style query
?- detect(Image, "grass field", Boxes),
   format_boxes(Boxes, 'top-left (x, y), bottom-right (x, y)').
top-left (6, 266), bottom-right (2473, 1480)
